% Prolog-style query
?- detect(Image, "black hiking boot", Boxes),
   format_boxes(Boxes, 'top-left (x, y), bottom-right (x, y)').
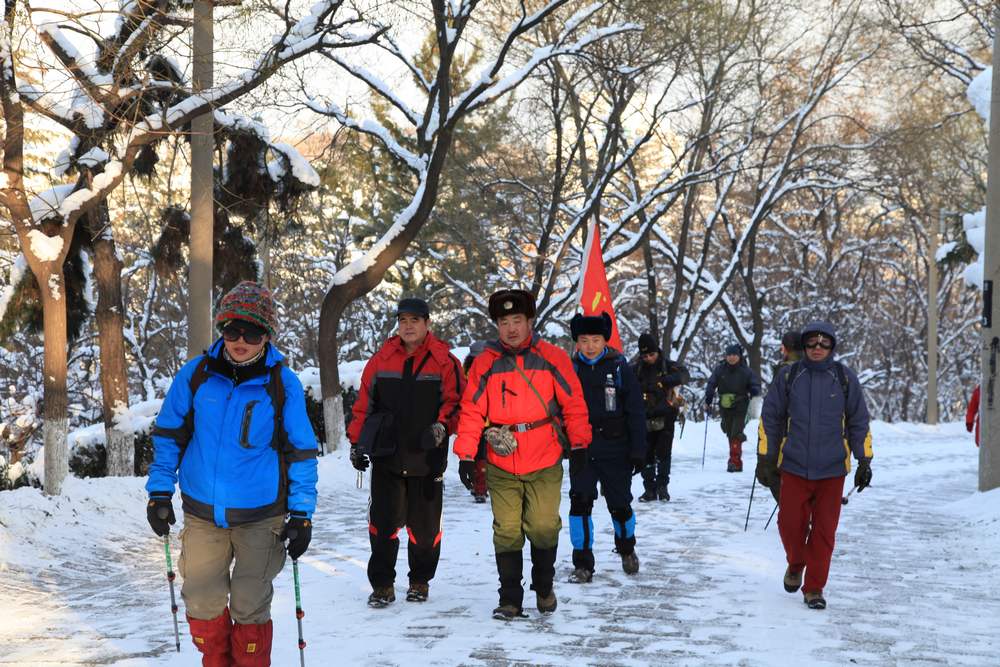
top-left (568, 567), bottom-right (593, 583)
top-left (474, 494), bottom-right (487, 503)
top-left (803, 591), bottom-right (826, 609)
top-left (657, 486), bottom-right (670, 502)
top-left (638, 489), bottom-right (657, 502)
top-left (405, 582), bottom-right (429, 602)
top-left (367, 586), bottom-right (395, 608)
top-left (784, 566), bottom-right (803, 593)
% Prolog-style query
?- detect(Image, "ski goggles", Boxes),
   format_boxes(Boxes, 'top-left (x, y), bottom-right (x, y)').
top-left (221, 324), bottom-right (266, 345)
top-left (803, 336), bottom-right (833, 350)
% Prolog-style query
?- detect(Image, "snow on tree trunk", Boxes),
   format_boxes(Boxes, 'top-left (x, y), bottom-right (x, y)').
top-left (41, 270), bottom-right (69, 495)
top-left (319, 300), bottom-right (345, 451)
top-left (86, 206), bottom-right (133, 476)
top-left (323, 396), bottom-right (345, 454)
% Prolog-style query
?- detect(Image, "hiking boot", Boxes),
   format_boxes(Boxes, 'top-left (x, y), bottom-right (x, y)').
top-left (733, 460), bottom-right (743, 472)
top-left (568, 567), bottom-right (593, 584)
top-left (405, 583), bottom-right (429, 602)
top-left (638, 490), bottom-right (657, 502)
top-left (474, 494), bottom-right (487, 504)
top-left (492, 604), bottom-right (526, 620)
top-left (783, 566), bottom-right (803, 593)
top-left (367, 586), bottom-right (395, 608)
top-left (657, 487), bottom-right (670, 502)
top-left (620, 551), bottom-right (640, 575)
top-left (535, 589), bottom-right (557, 614)
top-left (803, 591), bottom-right (826, 609)
top-left (726, 461), bottom-right (737, 473)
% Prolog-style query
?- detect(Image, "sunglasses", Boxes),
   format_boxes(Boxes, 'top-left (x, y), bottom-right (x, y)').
top-left (221, 327), bottom-right (265, 345)
top-left (804, 339), bottom-right (833, 350)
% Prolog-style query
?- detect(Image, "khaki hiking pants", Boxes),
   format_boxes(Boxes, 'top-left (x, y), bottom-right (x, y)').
top-left (179, 514), bottom-right (286, 624)
top-left (487, 462), bottom-right (563, 552)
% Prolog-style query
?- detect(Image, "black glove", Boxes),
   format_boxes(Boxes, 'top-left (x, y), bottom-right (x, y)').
top-left (569, 448), bottom-right (588, 476)
top-left (458, 459), bottom-right (476, 490)
top-left (630, 456), bottom-right (645, 477)
top-left (855, 459), bottom-right (872, 492)
top-left (282, 513), bottom-right (312, 560)
top-left (350, 445), bottom-right (369, 472)
top-left (755, 456), bottom-right (780, 490)
top-left (147, 494), bottom-right (175, 537)
top-left (704, 399), bottom-right (714, 417)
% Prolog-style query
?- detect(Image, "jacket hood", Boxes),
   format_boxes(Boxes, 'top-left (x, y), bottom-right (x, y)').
top-left (800, 320), bottom-right (837, 350)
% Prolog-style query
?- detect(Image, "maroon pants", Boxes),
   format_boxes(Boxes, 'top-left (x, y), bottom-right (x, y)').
top-left (473, 459), bottom-right (488, 497)
top-left (777, 471), bottom-right (845, 593)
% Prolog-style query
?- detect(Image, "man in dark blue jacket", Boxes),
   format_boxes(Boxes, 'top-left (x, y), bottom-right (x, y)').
top-left (758, 321), bottom-right (872, 610)
top-left (704, 343), bottom-right (761, 472)
top-left (567, 313), bottom-right (646, 583)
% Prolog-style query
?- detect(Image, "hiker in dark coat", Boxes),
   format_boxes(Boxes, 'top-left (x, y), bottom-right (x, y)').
top-left (704, 343), bottom-right (761, 472)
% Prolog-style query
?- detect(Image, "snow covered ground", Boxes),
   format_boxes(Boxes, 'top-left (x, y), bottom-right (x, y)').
top-left (1, 420), bottom-right (997, 666)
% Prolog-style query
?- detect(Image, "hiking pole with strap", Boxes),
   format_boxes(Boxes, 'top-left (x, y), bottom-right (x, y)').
top-left (159, 526), bottom-right (181, 653)
top-left (292, 559), bottom-right (307, 667)
top-left (744, 476), bottom-right (757, 532)
top-left (701, 415), bottom-right (709, 469)
top-left (764, 502), bottom-right (778, 531)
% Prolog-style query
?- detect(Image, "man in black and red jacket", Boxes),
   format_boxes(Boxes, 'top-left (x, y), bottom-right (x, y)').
top-left (348, 298), bottom-right (464, 608)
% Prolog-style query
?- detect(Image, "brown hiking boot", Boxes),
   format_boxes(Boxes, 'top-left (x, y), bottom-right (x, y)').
top-left (405, 583), bottom-right (429, 602)
top-left (492, 603), bottom-right (526, 620)
top-left (784, 566), bottom-right (803, 593)
top-left (367, 586), bottom-right (395, 608)
top-left (803, 591), bottom-right (826, 609)
top-left (536, 589), bottom-right (557, 614)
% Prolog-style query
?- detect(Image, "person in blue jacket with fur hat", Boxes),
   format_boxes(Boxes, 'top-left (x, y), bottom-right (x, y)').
top-left (145, 281), bottom-right (319, 667)
top-left (566, 312), bottom-right (647, 583)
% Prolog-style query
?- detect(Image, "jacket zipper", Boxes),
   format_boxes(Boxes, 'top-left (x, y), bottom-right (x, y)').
top-left (240, 400), bottom-right (259, 448)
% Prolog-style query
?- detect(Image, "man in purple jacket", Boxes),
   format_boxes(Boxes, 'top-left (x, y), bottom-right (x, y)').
top-left (757, 321), bottom-right (872, 610)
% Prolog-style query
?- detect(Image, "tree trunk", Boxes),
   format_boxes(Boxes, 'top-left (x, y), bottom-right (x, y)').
top-left (642, 233), bottom-right (659, 340)
top-left (40, 267), bottom-right (69, 495)
top-left (85, 205), bottom-right (133, 476)
top-left (318, 295), bottom-right (346, 451)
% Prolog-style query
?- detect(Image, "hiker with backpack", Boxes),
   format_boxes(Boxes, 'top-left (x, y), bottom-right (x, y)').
top-left (565, 313), bottom-right (646, 583)
top-left (347, 297), bottom-right (464, 608)
top-left (757, 321), bottom-right (872, 610)
top-left (146, 281), bottom-right (319, 666)
top-left (704, 343), bottom-right (761, 472)
top-left (453, 289), bottom-right (592, 620)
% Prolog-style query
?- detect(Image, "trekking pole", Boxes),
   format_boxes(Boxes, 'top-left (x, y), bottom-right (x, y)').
top-left (356, 470), bottom-right (364, 489)
top-left (160, 532), bottom-right (181, 652)
top-left (292, 559), bottom-right (307, 667)
top-left (743, 476), bottom-right (757, 532)
top-left (701, 416), bottom-right (709, 470)
top-left (841, 485), bottom-right (858, 506)
top-left (764, 502), bottom-right (778, 531)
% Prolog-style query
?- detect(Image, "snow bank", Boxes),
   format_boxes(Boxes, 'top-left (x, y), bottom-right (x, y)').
top-left (967, 66), bottom-right (991, 123)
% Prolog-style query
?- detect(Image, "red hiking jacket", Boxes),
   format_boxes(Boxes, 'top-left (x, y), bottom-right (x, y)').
top-left (348, 332), bottom-right (464, 476)
top-left (454, 334), bottom-right (591, 475)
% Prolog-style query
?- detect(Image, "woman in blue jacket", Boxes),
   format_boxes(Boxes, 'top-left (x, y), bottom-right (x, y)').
top-left (146, 281), bottom-right (319, 667)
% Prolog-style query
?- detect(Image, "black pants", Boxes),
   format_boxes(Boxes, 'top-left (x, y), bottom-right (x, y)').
top-left (720, 404), bottom-right (748, 442)
top-left (367, 464), bottom-right (443, 588)
top-left (641, 423), bottom-right (674, 493)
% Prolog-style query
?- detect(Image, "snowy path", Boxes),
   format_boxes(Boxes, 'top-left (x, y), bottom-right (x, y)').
top-left (1, 421), bottom-right (998, 666)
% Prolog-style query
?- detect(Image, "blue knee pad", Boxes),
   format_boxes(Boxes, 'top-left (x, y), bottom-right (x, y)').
top-left (610, 506), bottom-right (635, 539)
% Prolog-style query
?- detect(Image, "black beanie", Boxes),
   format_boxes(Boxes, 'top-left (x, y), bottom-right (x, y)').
top-left (725, 343), bottom-right (743, 357)
top-left (638, 333), bottom-right (658, 355)
top-left (570, 312), bottom-right (612, 341)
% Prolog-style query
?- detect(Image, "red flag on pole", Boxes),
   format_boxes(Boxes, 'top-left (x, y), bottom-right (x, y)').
top-left (577, 220), bottom-right (623, 351)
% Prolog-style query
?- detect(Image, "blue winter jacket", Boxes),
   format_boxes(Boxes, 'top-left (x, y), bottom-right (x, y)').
top-left (146, 339), bottom-right (319, 527)
top-left (572, 348), bottom-right (647, 460)
top-left (759, 321), bottom-right (872, 480)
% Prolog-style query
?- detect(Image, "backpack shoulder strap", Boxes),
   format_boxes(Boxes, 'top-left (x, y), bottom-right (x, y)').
top-left (783, 361), bottom-right (804, 404)
top-left (834, 361), bottom-right (849, 401)
top-left (176, 356), bottom-right (212, 461)
top-left (268, 361), bottom-right (287, 450)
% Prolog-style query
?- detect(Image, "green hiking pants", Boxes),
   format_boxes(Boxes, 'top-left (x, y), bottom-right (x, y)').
top-left (487, 462), bottom-right (563, 552)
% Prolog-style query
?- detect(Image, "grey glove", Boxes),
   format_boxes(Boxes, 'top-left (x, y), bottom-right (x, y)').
top-left (484, 425), bottom-right (517, 456)
top-left (430, 422), bottom-right (447, 447)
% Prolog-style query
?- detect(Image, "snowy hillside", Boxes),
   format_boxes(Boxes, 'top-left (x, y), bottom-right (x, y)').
top-left (1, 420), bottom-right (997, 666)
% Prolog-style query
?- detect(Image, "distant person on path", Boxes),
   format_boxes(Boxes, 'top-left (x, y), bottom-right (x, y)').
top-left (755, 329), bottom-right (803, 503)
top-left (966, 385), bottom-right (981, 447)
top-left (566, 313), bottom-right (646, 583)
top-left (758, 321), bottom-right (872, 610)
top-left (458, 341), bottom-right (490, 503)
top-left (348, 297), bottom-right (464, 607)
top-left (146, 280), bottom-right (319, 667)
top-left (704, 343), bottom-right (761, 472)
top-left (453, 289), bottom-right (591, 620)
top-left (632, 332), bottom-right (689, 502)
